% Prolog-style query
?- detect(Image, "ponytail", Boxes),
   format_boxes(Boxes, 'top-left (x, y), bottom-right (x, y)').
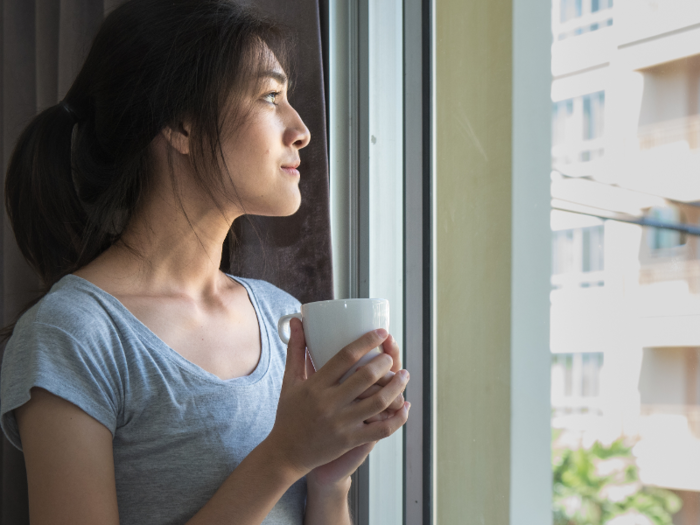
top-left (5, 102), bottom-right (89, 287)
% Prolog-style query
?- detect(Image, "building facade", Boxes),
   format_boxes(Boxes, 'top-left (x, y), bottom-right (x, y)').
top-left (551, 0), bottom-right (700, 522)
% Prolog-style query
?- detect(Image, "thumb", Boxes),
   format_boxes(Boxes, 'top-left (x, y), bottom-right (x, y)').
top-left (283, 317), bottom-right (307, 384)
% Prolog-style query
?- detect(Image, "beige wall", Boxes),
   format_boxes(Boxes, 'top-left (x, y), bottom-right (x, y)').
top-left (435, 0), bottom-right (513, 523)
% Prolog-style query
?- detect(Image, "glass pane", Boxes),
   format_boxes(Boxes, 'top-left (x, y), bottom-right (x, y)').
top-left (368, 1), bottom-right (404, 524)
top-left (550, 0), bottom-right (700, 522)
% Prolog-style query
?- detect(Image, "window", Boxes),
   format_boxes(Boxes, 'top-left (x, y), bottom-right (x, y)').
top-left (555, 0), bottom-right (614, 40)
top-left (552, 225), bottom-right (605, 285)
top-left (552, 99), bottom-right (574, 147)
top-left (591, 0), bottom-right (613, 13)
top-left (552, 352), bottom-right (604, 403)
top-left (560, 0), bottom-right (582, 23)
top-left (329, 1), bottom-right (432, 523)
top-left (647, 206), bottom-right (687, 251)
top-left (552, 92), bottom-right (606, 167)
top-left (583, 91), bottom-right (605, 141)
top-left (550, 0), bottom-right (700, 521)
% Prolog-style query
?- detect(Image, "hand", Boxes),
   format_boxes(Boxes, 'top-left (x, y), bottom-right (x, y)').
top-left (304, 333), bottom-right (409, 489)
top-left (305, 335), bottom-right (406, 424)
top-left (356, 335), bottom-right (406, 423)
top-left (267, 318), bottom-right (410, 479)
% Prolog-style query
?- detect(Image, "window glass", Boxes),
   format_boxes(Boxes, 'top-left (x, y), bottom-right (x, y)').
top-left (550, 0), bottom-right (700, 522)
top-left (555, 0), bottom-right (614, 40)
top-left (368, 2), bottom-right (404, 524)
top-left (582, 91), bottom-right (605, 141)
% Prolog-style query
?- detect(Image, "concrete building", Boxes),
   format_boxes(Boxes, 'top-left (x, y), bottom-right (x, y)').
top-left (550, 0), bottom-right (700, 522)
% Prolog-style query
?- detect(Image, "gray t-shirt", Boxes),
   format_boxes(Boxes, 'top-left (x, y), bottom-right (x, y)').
top-left (0, 274), bottom-right (306, 525)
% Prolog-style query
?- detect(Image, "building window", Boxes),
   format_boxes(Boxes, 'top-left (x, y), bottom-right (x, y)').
top-left (591, 0), bottom-right (613, 13)
top-left (556, 0), bottom-right (614, 40)
top-left (583, 91), bottom-right (605, 141)
top-left (560, 0), bottom-right (582, 23)
top-left (551, 353), bottom-right (604, 408)
top-left (552, 225), bottom-right (605, 280)
top-left (647, 206), bottom-right (687, 251)
top-left (552, 92), bottom-right (606, 166)
top-left (552, 99), bottom-right (574, 147)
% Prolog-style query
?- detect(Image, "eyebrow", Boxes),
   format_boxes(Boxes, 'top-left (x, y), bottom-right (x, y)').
top-left (259, 70), bottom-right (288, 85)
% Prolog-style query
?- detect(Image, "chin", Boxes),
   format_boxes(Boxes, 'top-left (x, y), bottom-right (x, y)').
top-left (279, 200), bottom-right (302, 217)
top-left (261, 197), bottom-right (302, 217)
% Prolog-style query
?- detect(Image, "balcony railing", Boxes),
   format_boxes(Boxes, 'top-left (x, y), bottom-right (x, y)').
top-left (640, 404), bottom-right (700, 438)
top-left (637, 114), bottom-right (700, 151)
top-left (639, 259), bottom-right (700, 293)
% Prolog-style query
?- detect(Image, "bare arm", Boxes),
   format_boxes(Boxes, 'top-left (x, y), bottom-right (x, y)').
top-left (16, 388), bottom-right (120, 525)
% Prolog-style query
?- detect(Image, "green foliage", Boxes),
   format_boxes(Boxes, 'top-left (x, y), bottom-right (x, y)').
top-left (552, 433), bottom-right (682, 525)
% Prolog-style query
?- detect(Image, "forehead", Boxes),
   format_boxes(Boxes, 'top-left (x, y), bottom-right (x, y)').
top-left (259, 69), bottom-right (288, 85)
top-left (253, 44), bottom-right (287, 84)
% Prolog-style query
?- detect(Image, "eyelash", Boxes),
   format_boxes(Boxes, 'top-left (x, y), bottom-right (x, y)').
top-left (264, 91), bottom-right (281, 105)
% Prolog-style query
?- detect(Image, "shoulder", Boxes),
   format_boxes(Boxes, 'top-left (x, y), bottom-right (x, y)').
top-left (228, 275), bottom-right (301, 314)
top-left (5, 275), bottom-right (129, 371)
top-left (15, 275), bottom-right (119, 345)
top-left (1, 277), bottom-right (125, 449)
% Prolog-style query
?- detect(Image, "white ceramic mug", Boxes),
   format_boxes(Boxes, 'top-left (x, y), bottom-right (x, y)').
top-left (278, 298), bottom-right (389, 383)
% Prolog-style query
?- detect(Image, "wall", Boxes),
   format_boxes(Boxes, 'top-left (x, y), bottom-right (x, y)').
top-left (435, 0), bottom-right (552, 522)
top-left (435, 0), bottom-right (512, 522)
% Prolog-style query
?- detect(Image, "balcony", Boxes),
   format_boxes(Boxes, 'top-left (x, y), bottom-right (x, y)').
top-left (639, 259), bottom-right (700, 293)
top-left (638, 114), bottom-right (700, 151)
top-left (616, 0), bottom-right (700, 48)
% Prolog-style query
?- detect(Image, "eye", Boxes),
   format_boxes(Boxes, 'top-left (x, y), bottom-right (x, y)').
top-left (264, 91), bottom-right (281, 105)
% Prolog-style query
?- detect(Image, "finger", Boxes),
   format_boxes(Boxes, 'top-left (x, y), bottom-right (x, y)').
top-left (365, 408), bottom-right (396, 424)
top-left (350, 370), bottom-right (409, 421)
top-left (283, 317), bottom-right (307, 385)
top-left (357, 379), bottom-right (405, 411)
top-left (387, 391), bottom-right (405, 412)
top-left (356, 371), bottom-right (394, 400)
top-left (375, 371), bottom-right (395, 388)
top-left (359, 402), bottom-right (410, 443)
top-left (318, 329), bottom-right (389, 386)
top-left (339, 352), bottom-right (394, 401)
top-left (357, 383), bottom-right (381, 400)
top-left (365, 388), bottom-right (406, 423)
top-left (382, 335), bottom-right (402, 373)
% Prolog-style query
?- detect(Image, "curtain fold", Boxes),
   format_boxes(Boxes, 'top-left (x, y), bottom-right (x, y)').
top-left (0, 1), bottom-right (332, 522)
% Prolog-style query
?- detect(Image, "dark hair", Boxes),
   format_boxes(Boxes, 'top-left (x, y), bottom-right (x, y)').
top-left (2, 0), bottom-right (291, 340)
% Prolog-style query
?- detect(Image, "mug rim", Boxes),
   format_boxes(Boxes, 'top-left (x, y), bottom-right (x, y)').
top-left (302, 297), bottom-right (388, 308)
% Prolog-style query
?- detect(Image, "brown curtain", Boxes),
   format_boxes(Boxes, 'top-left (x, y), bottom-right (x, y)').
top-left (0, 0), bottom-right (332, 523)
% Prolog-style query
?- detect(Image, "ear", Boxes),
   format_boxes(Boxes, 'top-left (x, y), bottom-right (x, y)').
top-left (161, 121), bottom-right (191, 155)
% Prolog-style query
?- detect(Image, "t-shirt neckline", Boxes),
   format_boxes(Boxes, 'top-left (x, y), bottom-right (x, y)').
top-left (62, 273), bottom-right (271, 386)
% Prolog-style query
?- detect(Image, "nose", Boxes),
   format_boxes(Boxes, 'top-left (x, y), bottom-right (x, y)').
top-left (284, 106), bottom-right (311, 150)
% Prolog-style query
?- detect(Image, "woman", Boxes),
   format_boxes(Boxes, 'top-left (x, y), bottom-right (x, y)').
top-left (0, 1), bottom-right (410, 523)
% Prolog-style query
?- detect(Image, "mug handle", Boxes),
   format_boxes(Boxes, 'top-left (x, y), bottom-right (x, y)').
top-left (277, 313), bottom-right (303, 344)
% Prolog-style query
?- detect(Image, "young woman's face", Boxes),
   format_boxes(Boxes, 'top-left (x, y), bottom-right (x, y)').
top-left (219, 57), bottom-right (310, 218)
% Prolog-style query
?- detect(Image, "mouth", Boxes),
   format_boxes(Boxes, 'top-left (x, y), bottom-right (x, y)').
top-left (281, 161), bottom-right (301, 176)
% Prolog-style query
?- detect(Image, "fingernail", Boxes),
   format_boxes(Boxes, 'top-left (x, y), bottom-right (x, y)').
top-left (399, 369), bottom-right (410, 380)
top-left (407, 402), bottom-right (412, 411)
top-left (375, 328), bottom-right (388, 338)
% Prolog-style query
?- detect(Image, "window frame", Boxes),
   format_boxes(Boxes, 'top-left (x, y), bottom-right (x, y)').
top-left (326, 1), bottom-right (434, 523)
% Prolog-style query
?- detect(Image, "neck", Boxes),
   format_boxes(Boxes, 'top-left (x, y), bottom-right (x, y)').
top-left (93, 140), bottom-right (243, 299)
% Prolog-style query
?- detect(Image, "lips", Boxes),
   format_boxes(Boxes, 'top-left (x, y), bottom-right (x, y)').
top-left (281, 160), bottom-right (301, 176)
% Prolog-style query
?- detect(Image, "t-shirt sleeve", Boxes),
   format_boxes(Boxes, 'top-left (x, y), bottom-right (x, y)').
top-left (0, 320), bottom-right (122, 450)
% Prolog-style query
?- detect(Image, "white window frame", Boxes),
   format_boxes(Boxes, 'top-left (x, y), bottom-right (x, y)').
top-left (328, 1), bottom-right (434, 523)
